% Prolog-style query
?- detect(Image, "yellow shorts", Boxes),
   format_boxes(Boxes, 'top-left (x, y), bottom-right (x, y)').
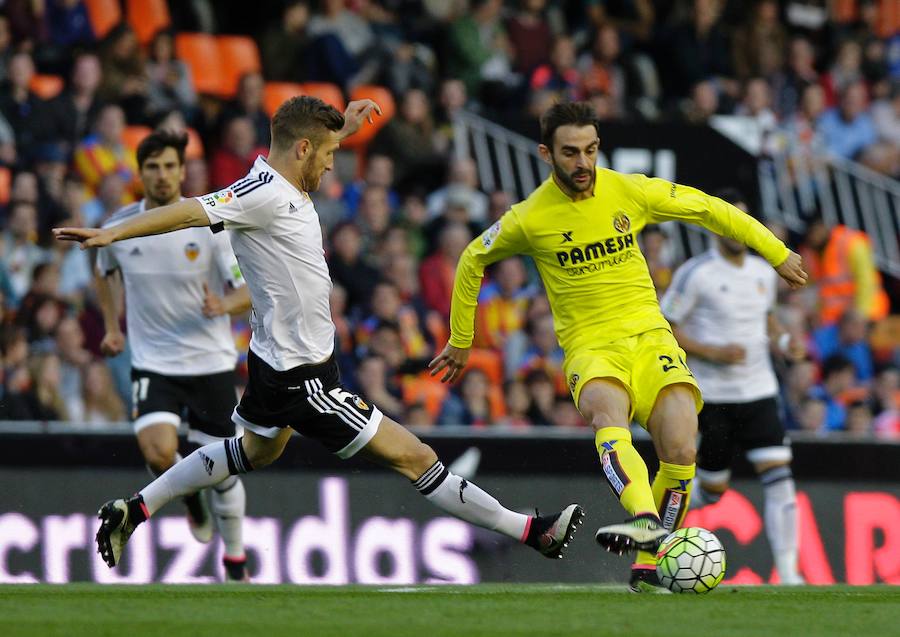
top-left (564, 328), bottom-right (702, 427)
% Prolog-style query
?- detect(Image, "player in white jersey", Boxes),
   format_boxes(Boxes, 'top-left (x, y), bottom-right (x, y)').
top-left (56, 96), bottom-right (583, 573)
top-left (94, 130), bottom-right (252, 581)
top-left (659, 189), bottom-right (805, 585)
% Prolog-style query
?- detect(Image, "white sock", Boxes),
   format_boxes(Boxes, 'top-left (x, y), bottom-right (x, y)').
top-left (412, 460), bottom-right (529, 540)
top-left (140, 439), bottom-right (251, 516)
top-left (761, 466), bottom-right (800, 582)
top-left (211, 475), bottom-right (246, 559)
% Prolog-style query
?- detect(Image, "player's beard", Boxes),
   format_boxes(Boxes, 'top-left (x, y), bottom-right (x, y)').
top-left (145, 182), bottom-right (180, 208)
top-left (552, 159), bottom-right (594, 194)
top-left (719, 238), bottom-right (746, 257)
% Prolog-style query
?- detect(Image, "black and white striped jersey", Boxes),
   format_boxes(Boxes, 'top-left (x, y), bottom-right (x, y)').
top-left (197, 156), bottom-right (335, 371)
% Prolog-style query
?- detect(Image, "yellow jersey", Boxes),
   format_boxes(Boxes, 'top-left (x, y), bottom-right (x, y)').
top-left (449, 168), bottom-right (790, 355)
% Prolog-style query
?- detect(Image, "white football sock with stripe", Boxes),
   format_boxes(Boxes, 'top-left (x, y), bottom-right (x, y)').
top-left (140, 439), bottom-right (252, 516)
top-left (412, 460), bottom-right (529, 540)
top-left (211, 475), bottom-right (246, 559)
top-left (761, 465), bottom-right (801, 583)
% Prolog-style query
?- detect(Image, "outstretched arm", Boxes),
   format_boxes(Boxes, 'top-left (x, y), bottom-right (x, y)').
top-left (54, 199), bottom-right (210, 249)
top-left (644, 177), bottom-right (807, 288)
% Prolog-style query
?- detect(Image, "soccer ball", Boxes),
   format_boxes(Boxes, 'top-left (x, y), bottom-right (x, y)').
top-left (655, 527), bottom-right (727, 594)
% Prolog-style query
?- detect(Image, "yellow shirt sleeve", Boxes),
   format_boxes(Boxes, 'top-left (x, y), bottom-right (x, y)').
top-left (848, 238), bottom-right (877, 317)
top-left (449, 210), bottom-right (530, 348)
top-left (642, 177), bottom-right (790, 267)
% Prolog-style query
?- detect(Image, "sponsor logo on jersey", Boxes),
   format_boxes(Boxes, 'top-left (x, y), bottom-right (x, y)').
top-left (482, 221), bottom-right (501, 248)
top-left (568, 373), bottom-right (580, 394)
top-left (561, 230), bottom-right (574, 243)
top-left (556, 232), bottom-right (635, 267)
top-left (129, 246), bottom-right (142, 257)
top-left (613, 213), bottom-right (631, 234)
top-left (289, 202), bottom-right (297, 213)
top-left (184, 242), bottom-right (200, 261)
top-left (353, 395), bottom-right (369, 411)
top-left (213, 190), bottom-right (234, 204)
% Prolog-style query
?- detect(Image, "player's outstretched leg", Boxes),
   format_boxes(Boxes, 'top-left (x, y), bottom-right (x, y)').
top-left (759, 464), bottom-right (803, 585)
top-left (97, 430), bottom-right (290, 568)
top-left (361, 416), bottom-right (584, 559)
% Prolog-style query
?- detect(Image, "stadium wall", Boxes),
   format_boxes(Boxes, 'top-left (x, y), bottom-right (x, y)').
top-left (1, 431), bottom-right (898, 585)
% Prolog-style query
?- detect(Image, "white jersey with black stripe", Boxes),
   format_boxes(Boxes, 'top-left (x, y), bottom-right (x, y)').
top-left (197, 156), bottom-right (335, 371)
top-left (660, 248), bottom-right (778, 403)
top-left (96, 199), bottom-right (244, 376)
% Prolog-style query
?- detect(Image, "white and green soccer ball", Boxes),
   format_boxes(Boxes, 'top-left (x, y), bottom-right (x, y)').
top-left (655, 527), bottom-right (727, 594)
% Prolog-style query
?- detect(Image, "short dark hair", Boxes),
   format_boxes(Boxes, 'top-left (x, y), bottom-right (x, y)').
top-left (136, 130), bottom-right (188, 168)
top-left (539, 101), bottom-right (600, 148)
top-left (822, 354), bottom-right (854, 379)
top-left (271, 96), bottom-right (345, 152)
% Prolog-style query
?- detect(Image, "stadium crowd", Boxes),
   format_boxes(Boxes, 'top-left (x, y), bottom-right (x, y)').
top-left (0, 0), bottom-right (898, 437)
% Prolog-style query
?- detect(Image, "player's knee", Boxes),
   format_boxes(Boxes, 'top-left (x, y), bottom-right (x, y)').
top-left (659, 440), bottom-right (696, 466)
top-left (588, 411), bottom-right (622, 432)
top-left (140, 439), bottom-right (177, 474)
top-left (394, 441), bottom-right (438, 476)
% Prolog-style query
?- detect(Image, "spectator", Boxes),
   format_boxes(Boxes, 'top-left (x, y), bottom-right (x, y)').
top-left (370, 88), bottom-right (445, 194)
top-left (496, 379), bottom-right (532, 428)
top-left (0, 110), bottom-right (15, 166)
top-left (0, 16), bottom-right (11, 85)
top-left (262, 1), bottom-right (312, 83)
top-left (813, 309), bottom-right (875, 382)
top-left (681, 79), bottom-right (721, 124)
top-left (219, 72), bottom-right (270, 148)
top-left (871, 366), bottom-right (900, 438)
top-left (820, 39), bottom-right (864, 107)
top-left (579, 25), bottom-right (628, 119)
top-left (330, 283), bottom-right (355, 368)
top-left (506, 0), bottom-right (554, 76)
top-left (800, 216), bottom-right (889, 326)
top-left (310, 169), bottom-right (349, 231)
top-left (98, 24), bottom-right (148, 122)
top-left (782, 83), bottom-right (827, 155)
top-left (307, 0), bottom-right (379, 88)
top-left (80, 359), bottom-right (126, 425)
top-left (817, 81), bottom-right (881, 161)
top-left (434, 78), bottom-right (471, 155)
top-left (342, 154), bottom-right (399, 217)
top-left (355, 354), bottom-right (405, 422)
top-left (797, 396), bottom-right (827, 434)
top-left (871, 80), bottom-right (900, 148)
top-left (81, 172), bottom-right (128, 228)
top-left (47, 51), bottom-right (105, 153)
top-left (209, 116), bottom-right (264, 189)
top-left (357, 184), bottom-right (394, 258)
top-left (145, 30), bottom-right (197, 121)
top-left (810, 354), bottom-right (857, 431)
top-left (474, 257), bottom-right (532, 352)
top-left (72, 103), bottom-right (139, 201)
top-left (0, 201), bottom-right (49, 305)
top-left (523, 368), bottom-right (555, 426)
top-left (437, 367), bottom-right (495, 427)
top-left (773, 36), bottom-right (820, 118)
top-left (328, 222), bottom-right (379, 316)
top-left (426, 157), bottom-right (489, 224)
top-left (357, 280), bottom-right (430, 361)
top-left (846, 400), bottom-right (874, 437)
top-left (54, 315), bottom-right (90, 421)
top-left (27, 352), bottom-right (68, 421)
top-left (516, 312), bottom-right (565, 394)
top-left (16, 263), bottom-right (66, 346)
top-left (666, 0), bottom-right (733, 98)
top-left (0, 51), bottom-right (51, 166)
top-left (45, 0), bottom-right (95, 51)
top-left (445, 0), bottom-right (514, 99)
top-left (731, 0), bottom-right (786, 81)
top-left (419, 222), bottom-right (471, 318)
top-left (530, 36), bottom-right (582, 102)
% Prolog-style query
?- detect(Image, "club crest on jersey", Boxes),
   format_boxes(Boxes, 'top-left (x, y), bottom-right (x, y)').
top-left (613, 212), bottom-right (631, 234)
top-left (184, 242), bottom-right (200, 261)
top-left (482, 221), bottom-right (501, 249)
top-left (353, 395), bottom-right (369, 411)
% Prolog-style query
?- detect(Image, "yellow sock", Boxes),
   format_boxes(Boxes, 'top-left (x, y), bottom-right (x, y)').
top-left (595, 427), bottom-right (657, 517)
top-left (635, 460), bottom-right (696, 566)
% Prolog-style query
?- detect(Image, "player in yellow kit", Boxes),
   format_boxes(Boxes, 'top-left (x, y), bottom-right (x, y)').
top-left (429, 102), bottom-right (808, 591)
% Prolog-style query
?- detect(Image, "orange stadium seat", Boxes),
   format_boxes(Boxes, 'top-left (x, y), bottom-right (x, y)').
top-left (175, 33), bottom-right (226, 96)
top-left (342, 84), bottom-right (395, 149)
top-left (217, 35), bottom-right (262, 98)
top-left (122, 125), bottom-right (152, 150)
top-left (263, 82), bottom-right (304, 117)
top-left (126, 0), bottom-right (171, 45)
top-left (402, 377), bottom-right (449, 420)
top-left (185, 127), bottom-right (204, 161)
top-left (300, 82), bottom-right (345, 112)
top-left (84, 0), bottom-right (122, 39)
top-left (467, 348), bottom-right (504, 386)
top-left (29, 74), bottom-right (64, 99)
top-left (488, 384), bottom-right (506, 419)
top-left (0, 167), bottom-right (10, 205)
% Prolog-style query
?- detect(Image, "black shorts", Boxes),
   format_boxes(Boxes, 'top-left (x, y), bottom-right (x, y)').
top-left (697, 396), bottom-right (791, 473)
top-left (131, 368), bottom-right (238, 443)
top-left (233, 349), bottom-right (382, 459)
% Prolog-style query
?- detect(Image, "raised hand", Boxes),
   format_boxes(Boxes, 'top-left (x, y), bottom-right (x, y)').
top-left (340, 99), bottom-right (382, 139)
top-left (775, 251), bottom-right (808, 289)
top-left (428, 344), bottom-right (471, 384)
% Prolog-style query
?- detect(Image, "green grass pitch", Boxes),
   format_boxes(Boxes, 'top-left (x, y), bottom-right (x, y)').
top-left (2, 584), bottom-right (899, 637)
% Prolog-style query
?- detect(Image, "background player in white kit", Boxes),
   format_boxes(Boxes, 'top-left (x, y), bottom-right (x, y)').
top-left (659, 188), bottom-right (805, 585)
top-left (95, 130), bottom-right (252, 581)
top-left (56, 96), bottom-right (583, 573)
